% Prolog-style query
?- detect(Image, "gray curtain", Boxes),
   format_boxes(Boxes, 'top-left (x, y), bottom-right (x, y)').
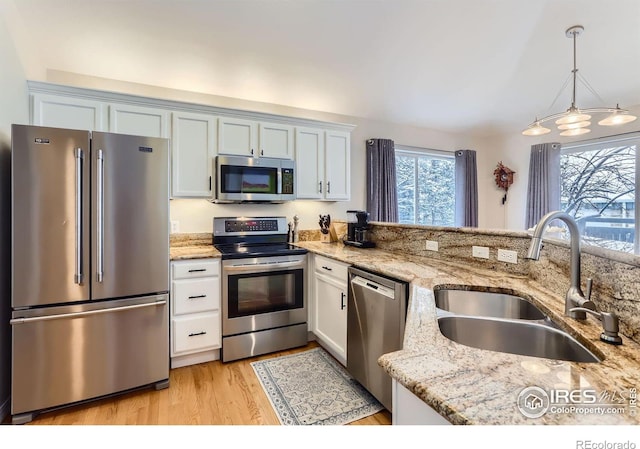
top-left (366, 138), bottom-right (398, 222)
top-left (454, 149), bottom-right (478, 227)
top-left (525, 142), bottom-right (561, 229)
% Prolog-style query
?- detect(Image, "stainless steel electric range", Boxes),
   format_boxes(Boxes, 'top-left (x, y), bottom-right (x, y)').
top-left (213, 216), bottom-right (309, 362)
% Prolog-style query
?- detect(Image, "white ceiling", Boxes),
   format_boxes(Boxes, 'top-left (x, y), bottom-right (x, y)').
top-left (4, 0), bottom-right (640, 136)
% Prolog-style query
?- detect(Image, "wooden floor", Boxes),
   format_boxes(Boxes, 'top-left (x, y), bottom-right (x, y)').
top-left (11, 342), bottom-right (391, 426)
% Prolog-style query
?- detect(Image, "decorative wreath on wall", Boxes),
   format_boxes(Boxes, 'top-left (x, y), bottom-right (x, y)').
top-left (493, 162), bottom-right (515, 204)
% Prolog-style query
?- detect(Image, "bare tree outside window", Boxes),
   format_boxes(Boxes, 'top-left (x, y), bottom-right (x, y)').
top-left (560, 143), bottom-right (637, 254)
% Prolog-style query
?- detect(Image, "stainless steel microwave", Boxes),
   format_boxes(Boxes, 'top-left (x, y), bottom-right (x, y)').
top-left (212, 155), bottom-right (296, 203)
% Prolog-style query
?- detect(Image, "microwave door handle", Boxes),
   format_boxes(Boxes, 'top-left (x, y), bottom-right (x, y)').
top-left (277, 167), bottom-right (282, 194)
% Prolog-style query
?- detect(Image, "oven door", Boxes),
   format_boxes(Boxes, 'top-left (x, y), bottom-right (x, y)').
top-left (221, 255), bottom-right (307, 336)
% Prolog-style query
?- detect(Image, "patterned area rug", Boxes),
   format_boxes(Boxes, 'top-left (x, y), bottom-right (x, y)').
top-left (250, 347), bottom-right (384, 425)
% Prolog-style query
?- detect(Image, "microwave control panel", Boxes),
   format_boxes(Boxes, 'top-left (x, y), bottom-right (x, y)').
top-left (282, 168), bottom-right (294, 195)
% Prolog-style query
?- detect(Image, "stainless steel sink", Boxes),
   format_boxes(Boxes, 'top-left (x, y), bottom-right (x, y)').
top-left (435, 289), bottom-right (546, 320)
top-left (437, 315), bottom-right (601, 363)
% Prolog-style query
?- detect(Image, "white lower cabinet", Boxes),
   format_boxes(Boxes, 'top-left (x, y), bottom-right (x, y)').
top-left (170, 259), bottom-right (221, 368)
top-left (312, 255), bottom-right (349, 365)
top-left (392, 379), bottom-right (452, 425)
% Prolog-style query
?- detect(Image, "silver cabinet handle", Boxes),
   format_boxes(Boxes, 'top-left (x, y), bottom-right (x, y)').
top-left (188, 331), bottom-right (207, 337)
top-left (340, 292), bottom-right (346, 310)
top-left (96, 149), bottom-right (104, 283)
top-left (188, 268), bottom-right (207, 273)
top-left (327, 181), bottom-right (331, 194)
top-left (10, 300), bottom-right (167, 325)
top-left (74, 148), bottom-right (84, 285)
top-left (319, 181), bottom-right (323, 193)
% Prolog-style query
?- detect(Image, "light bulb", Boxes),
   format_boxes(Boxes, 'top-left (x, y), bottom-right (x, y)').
top-left (598, 111), bottom-right (638, 126)
top-left (522, 123), bottom-right (551, 136)
top-left (560, 127), bottom-right (591, 136)
top-left (556, 112), bottom-right (591, 125)
top-left (558, 121), bottom-right (591, 130)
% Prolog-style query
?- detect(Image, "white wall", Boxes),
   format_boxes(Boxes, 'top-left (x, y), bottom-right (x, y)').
top-left (0, 2), bottom-right (28, 421)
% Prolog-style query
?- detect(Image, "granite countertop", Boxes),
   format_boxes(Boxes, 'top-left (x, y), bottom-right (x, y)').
top-left (295, 241), bottom-right (640, 425)
top-left (169, 233), bottom-right (221, 260)
top-left (170, 245), bottom-right (221, 260)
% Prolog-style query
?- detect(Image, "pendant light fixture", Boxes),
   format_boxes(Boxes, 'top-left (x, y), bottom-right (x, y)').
top-left (522, 25), bottom-right (636, 137)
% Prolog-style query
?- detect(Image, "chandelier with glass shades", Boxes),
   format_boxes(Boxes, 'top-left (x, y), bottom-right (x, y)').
top-left (522, 25), bottom-right (637, 137)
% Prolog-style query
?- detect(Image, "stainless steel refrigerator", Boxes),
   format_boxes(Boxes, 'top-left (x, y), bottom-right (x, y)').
top-left (10, 124), bottom-right (170, 424)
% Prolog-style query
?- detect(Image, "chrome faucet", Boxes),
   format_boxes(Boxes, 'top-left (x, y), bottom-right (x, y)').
top-left (525, 211), bottom-right (596, 320)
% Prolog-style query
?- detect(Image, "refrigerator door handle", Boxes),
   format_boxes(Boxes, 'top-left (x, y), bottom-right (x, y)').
top-left (10, 300), bottom-right (167, 325)
top-left (74, 147), bottom-right (84, 285)
top-left (97, 149), bottom-right (104, 283)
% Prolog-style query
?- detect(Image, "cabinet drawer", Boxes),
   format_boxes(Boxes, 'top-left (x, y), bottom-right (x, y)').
top-left (172, 260), bottom-right (219, 280)
top-left (315, 255), bottom-right (349, 281)
top-left (172, 313), bottom-right (220, 354)
top-left (172, 278), bottom-right (219, 315)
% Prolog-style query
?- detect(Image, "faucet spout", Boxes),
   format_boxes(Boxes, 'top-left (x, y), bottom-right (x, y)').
top-left (526, 210), bottom-right (591, 319)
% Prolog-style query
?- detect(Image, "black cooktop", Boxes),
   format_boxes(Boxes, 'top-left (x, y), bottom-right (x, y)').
top-left (214, 242), bottom-right (308, 259)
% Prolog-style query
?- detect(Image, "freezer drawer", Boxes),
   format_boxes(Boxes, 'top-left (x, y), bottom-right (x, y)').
top-left (11, 295), bottom-right (169, 417)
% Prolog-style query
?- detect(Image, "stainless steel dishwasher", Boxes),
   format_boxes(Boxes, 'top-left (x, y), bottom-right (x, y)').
top-left (347, 266), bottom-right (408, 412)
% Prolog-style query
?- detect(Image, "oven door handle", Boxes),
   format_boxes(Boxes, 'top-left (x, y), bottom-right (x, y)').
top-left (224, 260), bottom-right (305, 273)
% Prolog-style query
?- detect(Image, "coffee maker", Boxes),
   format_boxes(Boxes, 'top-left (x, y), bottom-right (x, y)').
top-left (344, 210), bottom-right (375, 248)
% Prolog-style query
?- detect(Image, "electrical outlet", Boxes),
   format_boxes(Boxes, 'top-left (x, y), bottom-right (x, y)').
top-left (425, 240), bottom-right (439, 251)
top-left (497, 249), bottom-right (518, 264)
top-left (170, 220), bottom-right (180, 234)
top-left (472, 246), bottom-right (490, 259)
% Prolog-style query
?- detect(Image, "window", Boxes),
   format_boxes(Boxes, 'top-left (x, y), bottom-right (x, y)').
top-left (395, 146), bottom-right (455, 226)
top-left (561, 134), bottom-right (639, 255)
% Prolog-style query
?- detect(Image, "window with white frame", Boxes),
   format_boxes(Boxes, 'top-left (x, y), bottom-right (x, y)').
top-left (395, 146), bottom-right (455, 226)
top-left (560, 133), bottom-right (639, 255)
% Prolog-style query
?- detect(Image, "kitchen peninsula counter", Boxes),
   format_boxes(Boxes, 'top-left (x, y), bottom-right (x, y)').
top-left (295, 241), bottom-right (640, 425)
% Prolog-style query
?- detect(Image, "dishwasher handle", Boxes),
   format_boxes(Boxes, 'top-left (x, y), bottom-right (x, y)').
top-left (350, 276), bottom-right (396, 299)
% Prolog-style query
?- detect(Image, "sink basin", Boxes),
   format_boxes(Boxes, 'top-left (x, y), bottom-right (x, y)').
top-left (437, 315), bottom-right (601, 363)
top-left (435, 289), bottom-right (546, 320)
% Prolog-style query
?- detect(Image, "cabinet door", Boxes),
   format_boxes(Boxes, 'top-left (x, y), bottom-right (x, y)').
top-left (324, 130), bottom-right (350, 200)
top-left (31, 94), bottom-right (107, 131)
top-left (313, 272), bottom-right (347, 364)
top-left (295, 127), bottom-right (324, 199)
top-left (109, 103), bottom-right (168, 138)
top-left (171, 112), bottom-right (216, 197)
top-left (218, 117), bottom-right (255, 156)
top-left (259, 122), bottom-right (293, 159)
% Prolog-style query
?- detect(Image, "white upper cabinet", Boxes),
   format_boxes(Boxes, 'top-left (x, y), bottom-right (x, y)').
top-left (218, 117), bottom-right (293, 159)
top-left (31, 94), bottom-right (107, 131)
top-left (259, 122), bottom-right (294, 159)
top-left (296, 127), bottom-right (350, 201)
top-left (171, 112), bottom-right (217, 198)
top-left (295, 127), bottom-right (325, 199)
top-left (218, 117), bottom-right (255, 156)
top-left (109, 103), bottom-right (169, 138)
top-left (324, 130), bottom-right (350, 200)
